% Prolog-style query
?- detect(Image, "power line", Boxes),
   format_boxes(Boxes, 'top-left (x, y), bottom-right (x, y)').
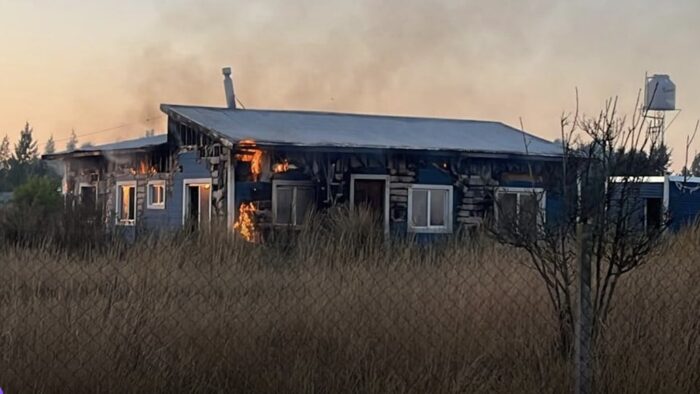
top-left (53, 116), bottom-right (165, 143)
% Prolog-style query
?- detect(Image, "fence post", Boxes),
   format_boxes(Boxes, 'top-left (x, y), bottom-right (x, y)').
top-left (575, 223), bottom-right (592, 394)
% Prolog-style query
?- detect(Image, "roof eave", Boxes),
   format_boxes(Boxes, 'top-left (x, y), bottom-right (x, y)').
top-left (42, 145), bottom-right (165, 161)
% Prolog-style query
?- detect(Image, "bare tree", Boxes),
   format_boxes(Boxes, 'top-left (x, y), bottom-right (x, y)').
top-left (488, 92), bottom-right (668, 355)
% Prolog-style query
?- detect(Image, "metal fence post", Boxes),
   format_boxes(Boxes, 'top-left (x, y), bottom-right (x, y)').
top-left (576, 223), bottom-right (592, 394)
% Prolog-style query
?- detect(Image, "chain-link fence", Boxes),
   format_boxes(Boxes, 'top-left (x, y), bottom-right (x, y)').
top-left (0, 212), bottom-right (698, 393)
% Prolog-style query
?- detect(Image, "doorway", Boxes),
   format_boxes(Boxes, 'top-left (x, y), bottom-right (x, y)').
top-left (79, 184), bottom-right (97, 208)
top-left (350, 174), bottom-right (390, 234)
top-left (183, 179), bottom-right (212, 230)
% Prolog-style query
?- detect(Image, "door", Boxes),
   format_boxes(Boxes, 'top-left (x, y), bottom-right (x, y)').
top-left (351, 175), bottom-right (390, 234)
top-left (183, 180), bottom-right (212, 230)
top-left (186, 185), bottom-right (200, 229)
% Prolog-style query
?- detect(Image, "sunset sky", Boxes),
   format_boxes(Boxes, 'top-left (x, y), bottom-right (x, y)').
top-left (1, 0), bottom-right (699, 169)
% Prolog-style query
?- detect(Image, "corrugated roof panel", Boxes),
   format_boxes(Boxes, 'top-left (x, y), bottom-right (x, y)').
top-left (162, 105), bottom-right (563, 157)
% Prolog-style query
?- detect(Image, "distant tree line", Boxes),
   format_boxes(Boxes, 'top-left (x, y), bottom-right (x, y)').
top-left (0, 122), bottom-right (61, 192)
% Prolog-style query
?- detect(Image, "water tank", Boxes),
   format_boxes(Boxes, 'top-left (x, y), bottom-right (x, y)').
top-left (644, 74), bottom-right (676, 111)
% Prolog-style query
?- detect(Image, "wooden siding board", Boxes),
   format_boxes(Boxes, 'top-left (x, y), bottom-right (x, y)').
top-left (668, 183), bottom-right (700, 230)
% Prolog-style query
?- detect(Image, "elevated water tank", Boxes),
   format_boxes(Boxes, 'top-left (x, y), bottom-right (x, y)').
top-left (644, 74), bottom-right (676, 111)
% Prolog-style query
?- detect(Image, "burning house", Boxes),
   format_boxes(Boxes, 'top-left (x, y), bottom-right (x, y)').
top-left (43, 68), bottom-right (565, 241)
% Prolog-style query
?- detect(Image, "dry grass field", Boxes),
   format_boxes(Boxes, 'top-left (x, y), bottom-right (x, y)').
top-left (0, 210), bottom-right (698, 393)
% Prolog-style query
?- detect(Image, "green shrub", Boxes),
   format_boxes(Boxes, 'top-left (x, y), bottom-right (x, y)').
top-left (11, 176), bottom-right (61, 212)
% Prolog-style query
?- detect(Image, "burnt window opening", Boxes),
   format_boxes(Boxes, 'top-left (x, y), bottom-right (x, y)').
top-left (151, 148), bottom-right (171, 173)
top-left (177, 122), bottom-right (215, 156)
top-left (128, 149), bottom-right (171, 174)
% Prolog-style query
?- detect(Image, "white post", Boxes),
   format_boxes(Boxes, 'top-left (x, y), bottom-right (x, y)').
top-left (227, 150), bottom-right (236, 229)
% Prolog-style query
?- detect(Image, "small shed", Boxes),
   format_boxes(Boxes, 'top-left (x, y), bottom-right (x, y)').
top-left (613, 175), bottom-right (700, 231)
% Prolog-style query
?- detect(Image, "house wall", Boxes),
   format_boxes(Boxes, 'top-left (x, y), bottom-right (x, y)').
top-left (140, 151), bottom-right (212, 230)
top-left (667, 180), bottom-right (700, 230)
top-left (230, 147), bottom-right (562, 239)
top-left (56, 123), bottom-right (563, 240)
top-left (61, 147), bottom-right (225, 239)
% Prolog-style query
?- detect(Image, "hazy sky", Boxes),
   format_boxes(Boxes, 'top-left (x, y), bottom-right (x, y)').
top-left (1, 0), bottom-right (699, 169)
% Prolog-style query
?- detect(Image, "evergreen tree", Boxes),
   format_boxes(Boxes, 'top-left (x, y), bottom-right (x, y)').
top-left (44, 134), bottom-right (56, 155)
top-left (691, 152), bottom-right (700, 177)
top-left (66, 129), bottom-right (78, 151)
top-left (0, 135), bottom-right (10, 170)
top-left (648, 143), bottom-right (671, 175)
top-left (613, 144), bottom-right (670, 177)
top-left (14, 122), bottom-right (38, 164)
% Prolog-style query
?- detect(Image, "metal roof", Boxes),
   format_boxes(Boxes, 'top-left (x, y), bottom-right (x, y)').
top-left (43, 134), bottom-right (167, 159)
top-left (161, 105), bottom-right (563, 157)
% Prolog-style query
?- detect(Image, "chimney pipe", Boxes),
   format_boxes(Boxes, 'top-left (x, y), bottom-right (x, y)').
top-left (222, 67), bottom-right (236, 109)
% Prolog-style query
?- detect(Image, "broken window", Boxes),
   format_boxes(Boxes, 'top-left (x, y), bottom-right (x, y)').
top-left (273, 181), bottom-right (315, 226)
top-left (116, 182), bottom-right (136, 226)
top-left (408, 185), bottom-right (453, 233)
top-left (495, 188), bottom-right (546, 234)
top-left (147, 180), bottom-right (166, 209)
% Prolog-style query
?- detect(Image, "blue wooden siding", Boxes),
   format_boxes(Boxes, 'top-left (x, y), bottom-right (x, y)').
top-left (668, 181), bottom-right (700, 230)
top-left (607, 182), bottom-right (660, 230)
top-left (141, 151), bottom-right (212, 231)
top-left (637, 183), bottom-right (664, 199)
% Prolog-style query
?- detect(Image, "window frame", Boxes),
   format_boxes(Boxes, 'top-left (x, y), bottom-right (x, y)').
top-left (407, 184), bottom-right (454, 234)
top-left (272, 180), bottom-right (315, 227)
top-left (147, 180), bottom-right (166, 210)
top-left (115, 181), bottom-right (137, 226)
top-left (494, 187), bottom-right (547, 228)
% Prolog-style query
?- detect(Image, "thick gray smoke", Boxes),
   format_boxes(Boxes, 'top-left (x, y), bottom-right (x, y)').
top-left (123, 0), bottom-right (700, 168)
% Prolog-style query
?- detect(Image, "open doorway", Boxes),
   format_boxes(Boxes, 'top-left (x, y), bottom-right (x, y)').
top-left (645, 197), bottom-right (663, 231)
top-left (350, 174), bottom-right (390, 234)
top-left (183, 179), bottom-right (212, 230)
top-left (79, 183), bottom-right (97, 208)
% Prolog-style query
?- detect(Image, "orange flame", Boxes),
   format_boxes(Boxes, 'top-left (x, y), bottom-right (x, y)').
top-left (233, 202), bottom-right (257, 242)
top-left (273, 160), bottom-right (290, 173)
top-left (238, 140), bottom-right (263, 181)
top-left (130, 159), bottom-right (157, 175)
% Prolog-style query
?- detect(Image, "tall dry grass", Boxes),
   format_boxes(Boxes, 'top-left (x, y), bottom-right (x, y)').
top-left (0, 208), bottom-right (698, 393)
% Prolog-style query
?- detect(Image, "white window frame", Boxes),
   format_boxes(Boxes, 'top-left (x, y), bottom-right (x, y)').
top-left (181, 178), bottom-right (213, 226)
top-left (115, 181), bottom-right (137, 226)
top-left (147, 180), bottom-right (166, 210)
top-left (407, 184), bottom-right (454, 234)
top-left (350, 174), bottom-right (391, 234)
top-left (494, 187), bottom-right (547, 227)
top-left (78, 182), bottom-right (97, 203)
top-left (272, 180), bottom-right (315, 227)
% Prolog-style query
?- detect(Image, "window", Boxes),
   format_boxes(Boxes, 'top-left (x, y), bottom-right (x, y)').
top-left (495, 187), bottom-right (546, 232)
top-left (272, 181), bottom-right (315, 226)
top-left (116, 181), bottom-right (136, 226)
top-left (408, 185), bottom-right (453, 233)
top-left (147, 180), bottom-right (166, 209)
